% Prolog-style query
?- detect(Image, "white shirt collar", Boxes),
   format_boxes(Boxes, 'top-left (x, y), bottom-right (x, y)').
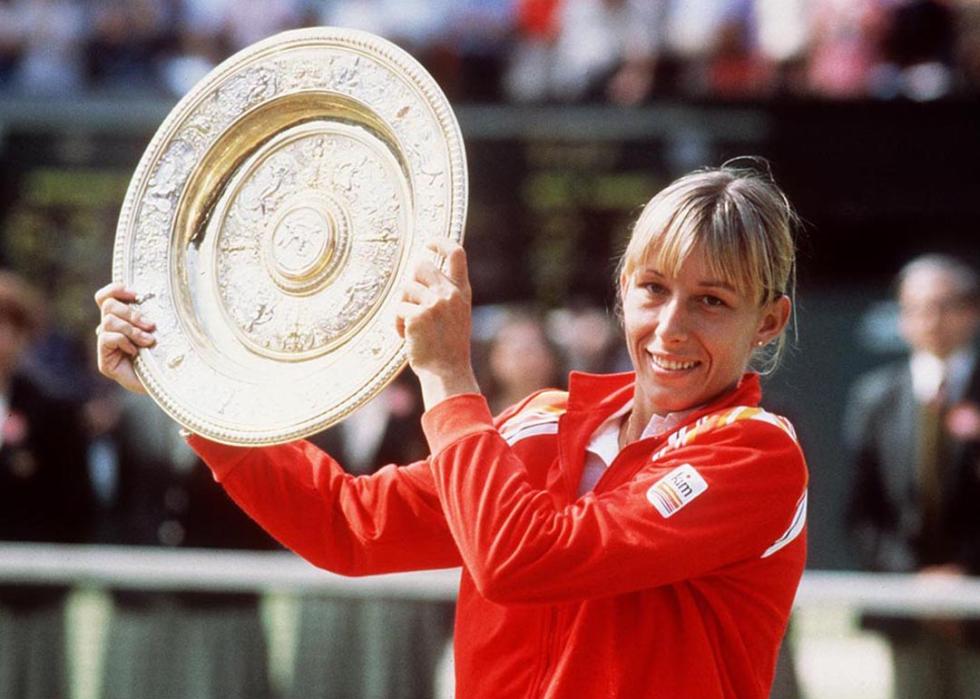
top-left (910, 348), bottom-right (976, 404)
top-left (584, 398), bottom-right (696, 467)
top-left (579, 398), bottom-right (699, 496)
top-left (585, 400), bottom-right (631, 467)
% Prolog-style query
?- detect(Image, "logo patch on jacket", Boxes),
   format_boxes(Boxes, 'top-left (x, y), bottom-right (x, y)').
top-left (646, 464), bottom-right (708, 518)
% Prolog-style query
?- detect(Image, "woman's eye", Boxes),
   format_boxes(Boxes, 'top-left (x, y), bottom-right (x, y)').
top-left (643, 283), bottom-right (668, 296)
top-left (699, 295), bottom-right (727, 308)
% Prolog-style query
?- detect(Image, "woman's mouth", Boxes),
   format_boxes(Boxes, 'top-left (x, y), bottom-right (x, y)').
top-left (649, 354), bottom-right (700, 372)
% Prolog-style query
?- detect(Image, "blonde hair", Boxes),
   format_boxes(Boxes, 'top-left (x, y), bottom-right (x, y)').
top-left (618, 161), bottom-right (798, 374)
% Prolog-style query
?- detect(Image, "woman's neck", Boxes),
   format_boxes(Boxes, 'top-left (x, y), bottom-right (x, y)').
top-left (618, 409), bottom-right (645, 449)
top-left (617, 403), bottom-right (701, 450)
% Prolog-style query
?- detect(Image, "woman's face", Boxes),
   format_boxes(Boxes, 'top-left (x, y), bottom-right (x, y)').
top-left (620, 244), bottom-right (790, 419)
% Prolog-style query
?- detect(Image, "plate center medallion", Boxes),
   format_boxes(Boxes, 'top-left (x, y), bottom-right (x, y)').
top-left (269, 204), bottom-right (336, 290)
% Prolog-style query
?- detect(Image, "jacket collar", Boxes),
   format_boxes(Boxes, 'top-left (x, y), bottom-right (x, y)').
top-left (557, 371), bottom-right (763, 499)
top-left (566, 370), bottom-right (763, 424)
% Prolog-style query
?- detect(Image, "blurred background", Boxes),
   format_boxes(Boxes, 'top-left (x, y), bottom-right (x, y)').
top-left (0, 1), bottom-right (979, 698)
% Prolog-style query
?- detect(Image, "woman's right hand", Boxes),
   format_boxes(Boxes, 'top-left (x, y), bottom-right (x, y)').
top-left (94, 282), bottom-right (156, 394)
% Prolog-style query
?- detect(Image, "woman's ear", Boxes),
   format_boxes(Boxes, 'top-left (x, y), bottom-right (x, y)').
top-left (755, 295), bottom-right (792, 346)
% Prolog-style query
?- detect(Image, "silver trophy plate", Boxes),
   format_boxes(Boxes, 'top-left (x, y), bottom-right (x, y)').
top-left (113, 27), bottom-right (467, 445)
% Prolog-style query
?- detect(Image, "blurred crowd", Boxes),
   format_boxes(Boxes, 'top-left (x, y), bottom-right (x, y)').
top-left (1, 0), bottom-right (980, 103)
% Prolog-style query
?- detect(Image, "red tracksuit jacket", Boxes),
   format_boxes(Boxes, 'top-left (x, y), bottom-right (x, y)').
top-left (188, 371), bottom-right (808, 698)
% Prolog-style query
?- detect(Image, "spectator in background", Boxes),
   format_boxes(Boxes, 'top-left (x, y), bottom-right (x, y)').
top-left (294, 373), bottom-right (453, 699)
top-left (505, 0), bottom-right (662, 105)
top-left (440, 0), bottom-right (515, 102)
top-left (220, 0), bottom-right (308, 53)
top-left (162, 0), bottom-right (310, 95)
top-left (323, 0), bottom-right (450, 57)
top-left (954, 0), bottom-right (980, 91)
top-left (503, 0), bottom-right (561, 102)
top-left (87, 0), bottom-right (174, 92)
top-left (806, 0), bottom-right (887, 98)
top-left (845, 254), bottom-right (980, 699)
top-left (5, 0), bottom-right (88, 96)
top-left (160, 0), bottom-right (230, 96)
top-left (549, 304), bottom-right (628, 375)
top-left (661, 0), bottom-right (734, 95)
top-left (97, 392), bottom-right (277, 699)
top-left (704, 1), bottom-right (774, 99)
top-left (321, 0), bottom-right (459, 99)
top-left (502, 0), bottom-right (560, 101)
top-left (753, 0), bottom-right (811, 96)
top-left (0, 0), bottom-right (20, 90)
top-left (0, 270), bottom-right (93, 699)
top-left (480, 307), bottom-right (565, 414)
top-left (871, 0), bottom-right (957, 100)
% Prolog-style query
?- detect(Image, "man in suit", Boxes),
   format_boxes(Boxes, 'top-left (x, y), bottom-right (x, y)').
top-left (98, 391), bottom-right (278, 699)
top-left (292, 373), bottom-right (454, 699)
top-left (0, 271), bottom-right (93, 699)
top-left (845, 253), bottom-right (980, 699)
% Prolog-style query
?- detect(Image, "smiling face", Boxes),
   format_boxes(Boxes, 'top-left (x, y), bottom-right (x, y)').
top-left (617, 166), bottom-right (797, 423)
top-left (620, 244), bottom-right (790, 422)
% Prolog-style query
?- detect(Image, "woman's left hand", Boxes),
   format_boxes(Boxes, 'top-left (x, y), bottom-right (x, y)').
top-left (397, 238), bottom-right (480, 409)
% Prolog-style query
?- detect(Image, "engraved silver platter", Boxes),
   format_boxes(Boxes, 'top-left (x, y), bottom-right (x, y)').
top-left (113, 27), bottom-right (467, 445)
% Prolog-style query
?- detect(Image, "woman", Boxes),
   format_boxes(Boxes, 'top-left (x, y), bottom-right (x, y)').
top-left (95, 163), bottom-right (807, 699)
top-left (0, 271), bottom-right (93, 699)
top-left (481, 308), bottom-right (565, 414)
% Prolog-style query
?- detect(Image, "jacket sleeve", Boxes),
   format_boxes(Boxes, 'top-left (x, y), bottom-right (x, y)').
top-left (422, 394), bottom-right (807, 605)
top-left (187, 435), bottom-right (462, 575)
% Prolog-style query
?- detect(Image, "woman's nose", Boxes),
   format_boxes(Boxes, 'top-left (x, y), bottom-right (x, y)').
top-left (655, 298), bottom-right (689, 343)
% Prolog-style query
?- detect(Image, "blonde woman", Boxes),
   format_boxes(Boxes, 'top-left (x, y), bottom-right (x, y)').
top-left (96, 162), bottom-right (808, 699)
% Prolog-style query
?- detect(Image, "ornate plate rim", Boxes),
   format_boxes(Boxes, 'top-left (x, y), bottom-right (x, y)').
top-left (113, 26), bottom-right (468, 445)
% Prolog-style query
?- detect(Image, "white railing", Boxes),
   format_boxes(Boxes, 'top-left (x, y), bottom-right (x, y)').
top-left (2, 542), bottom-right (980, 616)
